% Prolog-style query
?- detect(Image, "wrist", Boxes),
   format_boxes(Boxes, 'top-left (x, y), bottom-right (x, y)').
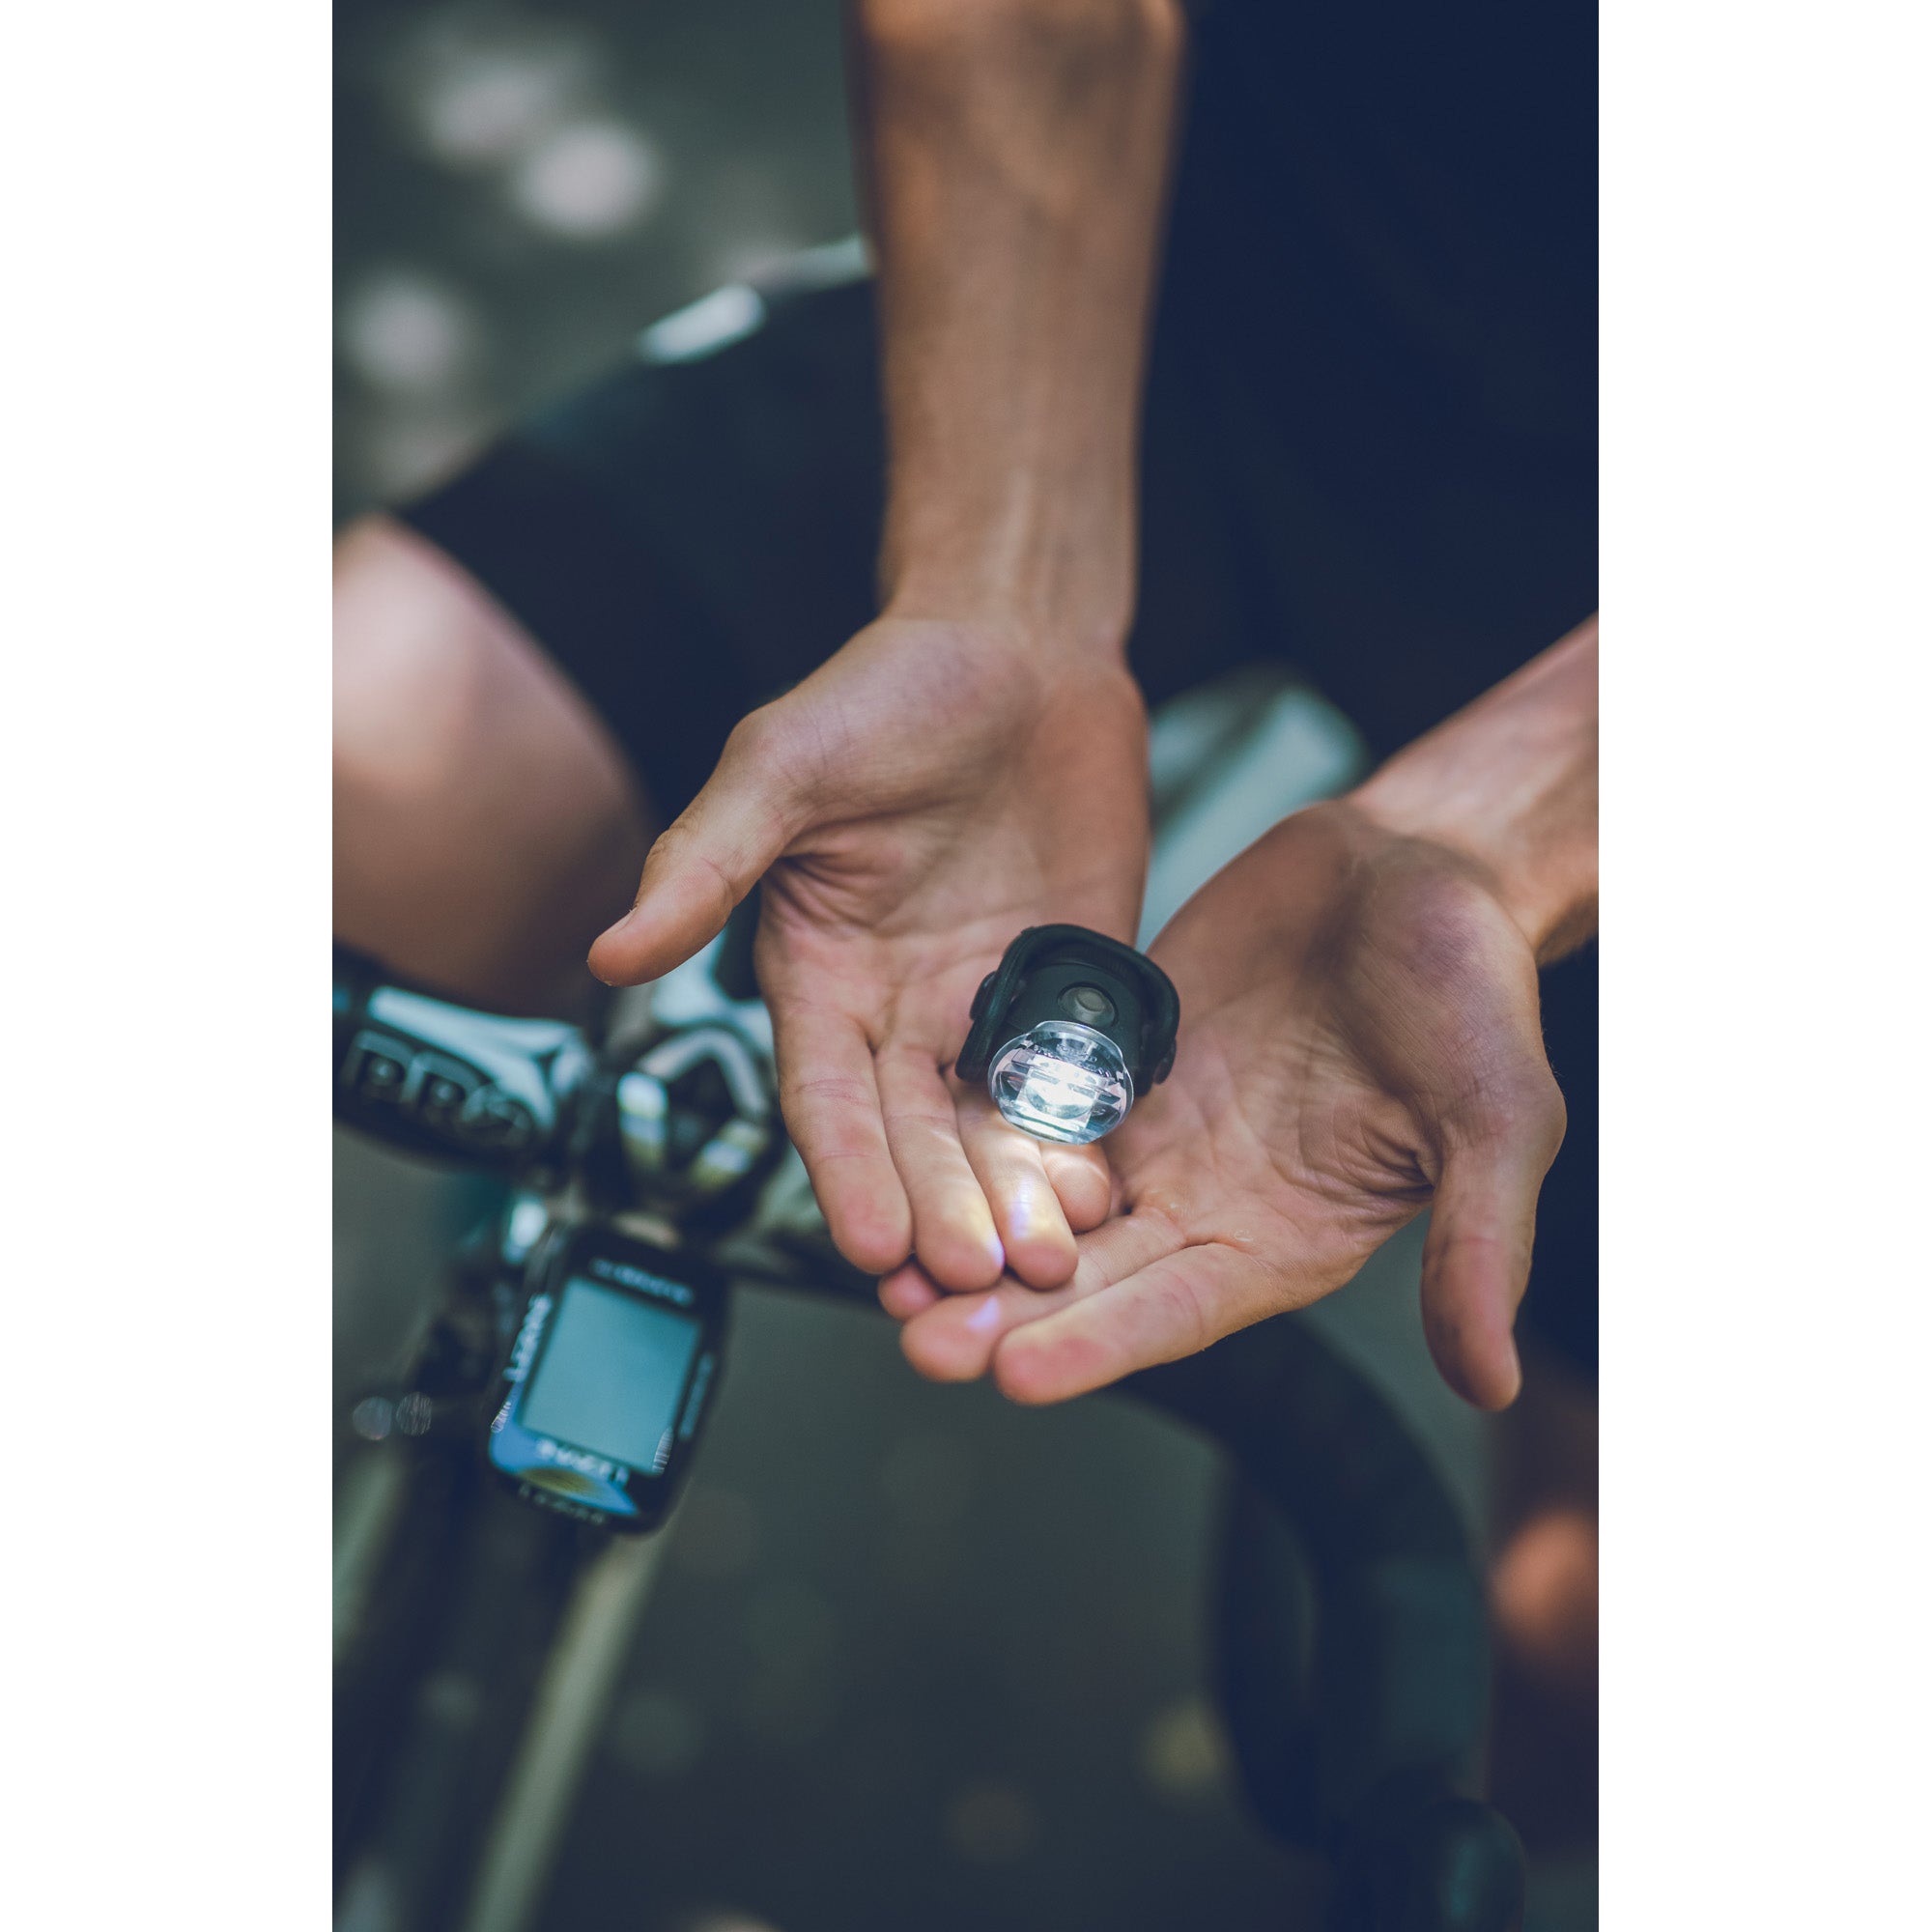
top-left (1350, 774), bottom-right (1596, 964)
top-left (878, 511), bottom-right (1136, 663)
top-left (1349, 618), bottom-right (1599, 962)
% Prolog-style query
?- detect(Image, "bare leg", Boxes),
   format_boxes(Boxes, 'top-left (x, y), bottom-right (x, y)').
top-left (333, 515), bottom-right (652, 1013)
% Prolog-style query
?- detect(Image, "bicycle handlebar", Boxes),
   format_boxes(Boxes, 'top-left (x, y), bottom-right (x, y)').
top-left (333, 947), bottom-right (1525, 1928)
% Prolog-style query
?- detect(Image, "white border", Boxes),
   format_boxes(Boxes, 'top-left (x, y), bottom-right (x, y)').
top-left (2, 3), bottom-right (328, 1922)
top-left (2, 1), bottom-right (1928, 1922)
top-left (1604, 1), bottom-right (1930, 1921)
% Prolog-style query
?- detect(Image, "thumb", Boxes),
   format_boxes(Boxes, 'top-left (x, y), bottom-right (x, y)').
top-left (1419, 1094), bottom-right (1565, 1410)
top-left (588, 724), bottom-right (805, 986)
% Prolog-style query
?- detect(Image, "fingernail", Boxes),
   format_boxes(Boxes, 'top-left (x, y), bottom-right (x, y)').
top-left (965, 1297), bottom-right (1004, 1333)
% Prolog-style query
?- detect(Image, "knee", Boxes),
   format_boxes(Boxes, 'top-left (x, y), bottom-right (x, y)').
top-left (332, 514), bottom-right (648, 1004)
top-left (333, 514), bottom-right (507, 815)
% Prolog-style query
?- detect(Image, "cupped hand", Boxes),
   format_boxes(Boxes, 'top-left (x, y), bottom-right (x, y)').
top-left (588, 615), bottom-right (1142, 1289)
top-left (888, 799), bottom-right (1568, 1408)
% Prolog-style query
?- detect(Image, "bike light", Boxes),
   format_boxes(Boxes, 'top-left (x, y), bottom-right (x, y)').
top-left (956, 926), bottom-right (1179, 1147)
top-left (990, 1021), bottom-right (1133, 1144)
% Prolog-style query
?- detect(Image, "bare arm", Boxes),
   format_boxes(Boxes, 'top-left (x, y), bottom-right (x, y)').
top-left (851, 0), bottom-right (1186, 648)
top-left (893, 620), bottom-right (1600, 1410)
top-left (1353, 615), bottom-right (1600, 964)
top-left (592, 3), bottom-right (1187, 1290)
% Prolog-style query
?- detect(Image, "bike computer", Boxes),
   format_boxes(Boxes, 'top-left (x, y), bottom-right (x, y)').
top-left (486, 1221), bottom-right (727, 1532)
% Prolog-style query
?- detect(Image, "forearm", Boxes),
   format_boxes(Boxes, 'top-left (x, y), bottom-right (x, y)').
top-left (848, 0), bottom-right (1185, 652)
top-left (1351, 616), bottom-right (1600, 962)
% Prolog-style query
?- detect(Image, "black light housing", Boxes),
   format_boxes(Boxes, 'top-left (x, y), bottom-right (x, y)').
top-left (954, 925), bottom-right (1180, 1145)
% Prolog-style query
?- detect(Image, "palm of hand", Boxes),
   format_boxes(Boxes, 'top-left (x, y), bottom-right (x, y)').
top-left (756, 615), bottom-right (1142, 999)
top-left (758, 619), bottom-right (1147, 1268)
top-left (896, 802), bottom-right (1566, 1409)
top-left (592, 614), bottom-right (1148, 1289)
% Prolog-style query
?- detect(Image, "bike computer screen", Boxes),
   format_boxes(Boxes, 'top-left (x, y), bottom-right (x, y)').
top-left (486, 1226), bottom-right (725, 1532)
top-left (521, 1279), bottom-right (701, 1469)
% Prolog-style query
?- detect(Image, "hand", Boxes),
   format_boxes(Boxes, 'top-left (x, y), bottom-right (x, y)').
top-left (887, 798), bottom-right (1570, 1408)
top-left (589, 613), bottom-right (1144, 1289)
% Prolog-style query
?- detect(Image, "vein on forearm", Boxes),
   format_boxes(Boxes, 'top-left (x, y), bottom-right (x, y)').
top-left (848, 0), bottom-right (1187, 645)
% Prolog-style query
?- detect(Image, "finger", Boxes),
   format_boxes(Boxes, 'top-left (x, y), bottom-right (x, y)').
top-left (772, 1004), bottom-right (912, 1277)
top-left (956, 1095), bottom-right (1079, 1289)
top-left (991, 1242), bottom-right (1285, 1406)
top-left (1040, 1143), bottom-right (1113, 1233)
top-left (876, 1047), bottom-right (1006, 1292)
top-left (1419, 1139), bottom-right (1553, 1411)
top-left (898, 1206), bottom-right (1184, 1383)
top-left (898, 1285), bottom-right (1026, 1381)
top-left (878, 1262), bottom-right (944, 1321)
top-left (588, 718), bottom-right (799, 986)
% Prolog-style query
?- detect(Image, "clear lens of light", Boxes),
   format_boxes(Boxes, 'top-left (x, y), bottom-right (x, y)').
top-left (988, 1021), bottom-right (1132, 1145)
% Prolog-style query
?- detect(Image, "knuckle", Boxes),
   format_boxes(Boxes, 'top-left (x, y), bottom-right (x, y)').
top-left (785, 1072), bottom-right (875, 1112)
top-left (1450, 1058), bottom-right (1567, 1165)
top-left (724, 701), bottom-right (819, 799)
top-left (1526, 1072), bottom-right (1569, 1162)
top-left (724, 703), bottom-right (784, 764)
top-left (644, 812), bottom-right (716, 881)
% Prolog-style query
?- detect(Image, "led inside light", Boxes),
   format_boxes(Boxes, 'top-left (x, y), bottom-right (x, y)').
top-left (988, 1021), bottom-right (1132, 1146)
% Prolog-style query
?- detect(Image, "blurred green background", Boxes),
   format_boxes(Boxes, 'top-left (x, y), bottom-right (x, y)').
top-left (335, 0), bottom-right (856, 524)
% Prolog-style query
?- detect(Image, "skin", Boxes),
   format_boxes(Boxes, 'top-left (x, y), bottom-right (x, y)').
top-left (591, 0), bottom-right (1188, 1290)
top-left (337, 0), bottom-right (1597, 1416)
top-left (333, 515), bottom-right (649, 1016)
top-left (590, 614), bottom-right (1136, 1286)
top-left (889, 620), bottom-right (1598, 1410)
